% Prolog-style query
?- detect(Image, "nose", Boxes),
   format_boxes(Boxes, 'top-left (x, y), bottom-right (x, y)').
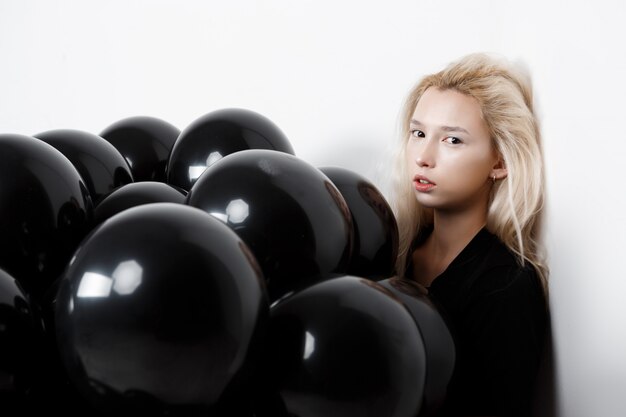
top-left (415, 136), bottom-right (436, 168)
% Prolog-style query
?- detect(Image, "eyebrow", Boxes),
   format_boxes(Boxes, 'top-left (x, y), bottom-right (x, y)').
top-left (410, 119), bottom-right (470, 135)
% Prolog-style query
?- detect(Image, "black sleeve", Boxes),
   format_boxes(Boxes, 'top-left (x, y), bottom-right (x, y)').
top-left (442, 266), bottom-right (548, 417)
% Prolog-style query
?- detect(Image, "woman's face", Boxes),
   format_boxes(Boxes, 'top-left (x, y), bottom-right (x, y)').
top-left (406, 87), bottom-right (504, 212)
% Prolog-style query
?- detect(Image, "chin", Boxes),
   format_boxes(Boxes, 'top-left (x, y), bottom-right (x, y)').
top-left (414, 194), bottom-right (439, 209)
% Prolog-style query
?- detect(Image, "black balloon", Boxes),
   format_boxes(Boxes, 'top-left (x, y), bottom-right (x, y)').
top-left (100, 116), bottom-right (180, 182)
top-left (34, 129), bottom-right (134, 205)
top-left (320, 167), bottom-right (399, 280)
top-left (267, 276), bottom-right (426, 417)
top-left (378, 277), bottom-right (455, 417)
top-left (0, 268), bottom-right (93, 416)
top-left (0, 134), bottom-right (93, 301)
top-left (186, 149), bottom-right (352, 302)
top-left (0, 268), bottom-right (45, 411)
top-left (55, 203), bottom-right (268, 417)
top-left (94, 181), bottom-right (186, 225)
top-left (31, 273), bottom-right (95, 416)
top-left (167, 108), bottom-right (295, 191)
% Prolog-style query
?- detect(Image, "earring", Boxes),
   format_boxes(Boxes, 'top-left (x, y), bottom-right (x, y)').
top-left (492, 174), bottom-right (496, 183)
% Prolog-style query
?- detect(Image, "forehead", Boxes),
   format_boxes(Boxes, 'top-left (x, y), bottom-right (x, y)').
top-left (412, 87), bottom-right (486, 134)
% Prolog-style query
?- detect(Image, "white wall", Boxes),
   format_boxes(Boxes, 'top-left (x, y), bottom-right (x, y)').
top-left (2, 1), bottom-right (626, 416)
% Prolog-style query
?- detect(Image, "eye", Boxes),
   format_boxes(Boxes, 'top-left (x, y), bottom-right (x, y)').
top-left (444, 136), bottom-right (462, 145)
top-left (410, 129), bottom-right (424, 138)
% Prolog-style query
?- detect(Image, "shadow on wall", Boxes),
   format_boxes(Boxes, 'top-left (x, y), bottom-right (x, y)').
top-left (533, 316), bottom-right (559, 417)
top-left (308, 135), bottom-right (386, 185)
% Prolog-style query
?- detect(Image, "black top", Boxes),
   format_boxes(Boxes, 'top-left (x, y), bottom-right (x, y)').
top-left (405, 226), bottom-right (548, 417)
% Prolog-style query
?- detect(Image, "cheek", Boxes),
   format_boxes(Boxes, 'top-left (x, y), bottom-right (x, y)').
top-left (405, 141), bottom-right (415, 165)
top-left (444, 151), bottom-right (494, 182)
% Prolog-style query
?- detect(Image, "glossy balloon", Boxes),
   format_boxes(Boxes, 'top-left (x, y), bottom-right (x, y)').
top-left (0, 134), bottom-right (93, 301)
top-left (100, 116), bottom-right (180, 182)
top-left (320, 167), bottom-right (398, 280)
top-left (0, 268), bottom-right (44, 410)
top-left (26, 280), bottom-right (81, 413)
top-left (267, 276), bottom-right (426, 417)
top-left (4, 270), bottom-right (95, 416)
top-left (167, 108), bottom-right (295, 191)
top-left (34, 129), bottom-right (134, 205)
top-left (55, 203), bottom-right (268, 417)
top-left (94, 181), bottom-right (186, 225)
top-left (186, 149), bottom-right (352, 302)
top-left (378, 277), bottom-right (455, 416)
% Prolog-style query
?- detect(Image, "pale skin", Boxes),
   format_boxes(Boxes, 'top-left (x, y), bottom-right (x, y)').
top-left (407, 87), bottom-right (507, 288)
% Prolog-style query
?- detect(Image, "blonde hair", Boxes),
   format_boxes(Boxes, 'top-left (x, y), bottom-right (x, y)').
top-left (390, 52), bottom-right (548, 292)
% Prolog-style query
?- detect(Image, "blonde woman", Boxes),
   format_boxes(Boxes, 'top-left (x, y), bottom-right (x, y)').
top-left (391, 53), bottom-right (548, 416)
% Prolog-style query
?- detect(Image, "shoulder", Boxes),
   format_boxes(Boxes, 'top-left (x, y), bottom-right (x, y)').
top-left (427, 228), bottom-right (547, 327)
top-left (469, 231), bottom-right (545, 303)
top-left (457, 236), bottom-right (548, 339)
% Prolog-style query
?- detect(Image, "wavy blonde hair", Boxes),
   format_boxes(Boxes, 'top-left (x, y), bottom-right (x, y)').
top-left (390, 52), bottom-right (548, 292)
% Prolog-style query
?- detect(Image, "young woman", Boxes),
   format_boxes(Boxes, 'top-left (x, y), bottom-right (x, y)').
top-left (390, 53), bottom-right (549, 416)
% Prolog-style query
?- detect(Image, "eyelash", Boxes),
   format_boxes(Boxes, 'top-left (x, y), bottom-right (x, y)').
top-left (409, 129), bottom-right (463, 144)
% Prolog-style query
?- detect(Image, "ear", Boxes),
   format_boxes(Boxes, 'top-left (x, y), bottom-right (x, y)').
top-left (491, 157), bottom-right (508, 181)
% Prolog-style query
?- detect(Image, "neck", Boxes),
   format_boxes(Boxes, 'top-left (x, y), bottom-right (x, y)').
top-left (428, 204), bottom-right (488, 259)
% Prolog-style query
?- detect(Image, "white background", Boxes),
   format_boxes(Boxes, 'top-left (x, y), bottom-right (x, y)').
top-left (2, 1), bottom-right (626, 416)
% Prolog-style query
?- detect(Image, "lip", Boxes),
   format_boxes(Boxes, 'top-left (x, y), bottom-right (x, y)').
top-left (413, 174), bottom-right (436, 192)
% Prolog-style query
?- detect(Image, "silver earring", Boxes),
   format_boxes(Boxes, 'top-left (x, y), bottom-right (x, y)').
top-left (492, 174), bottom-right (496, 183)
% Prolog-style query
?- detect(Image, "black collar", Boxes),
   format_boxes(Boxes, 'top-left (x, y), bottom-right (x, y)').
top-left (405, 226), bottom-right (494, 284)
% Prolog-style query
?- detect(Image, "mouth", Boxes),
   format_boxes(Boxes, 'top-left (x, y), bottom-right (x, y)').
top-left (413, 174), bottom-right (436, 192)
top-left (413, 175), bottom-right (436, 185)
